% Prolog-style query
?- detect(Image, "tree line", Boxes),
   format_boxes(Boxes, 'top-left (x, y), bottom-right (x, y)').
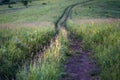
top-left (0, 0), bottom-right (32, 8)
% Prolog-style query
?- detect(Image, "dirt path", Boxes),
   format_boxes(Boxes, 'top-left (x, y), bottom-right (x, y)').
top-left (54, 0), bottom-right (101, 79)
top-left (61, 34), bottom-right (100, 80)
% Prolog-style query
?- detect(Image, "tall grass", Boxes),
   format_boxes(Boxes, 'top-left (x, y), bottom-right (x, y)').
top-left (16, 27), bottom-right (69, 80)
top-left (67, 20), bottom-right (120, 80)
top-left (0, 26), bottom-right (55, 79)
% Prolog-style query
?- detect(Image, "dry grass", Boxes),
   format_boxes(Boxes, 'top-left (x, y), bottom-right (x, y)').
top-left (0, 21), bottom-right (54, 28)
top-left (72, 18), bottom-right (120, 25)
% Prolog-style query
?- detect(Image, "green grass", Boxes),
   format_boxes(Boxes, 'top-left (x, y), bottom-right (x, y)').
top-left (0, 0), bottom-right (120, 79)
top-left (0, 25), bottom-right (55, 79)
top-left (17, 27), bottom-right (69, 80)
top-left (0, 0), bottom-right (80, 79)
top-left (0, 0), bottom-right (119, 23)
top-left (71, 0), bottom-right (120, 19)
top-left (67, 20), bottom-right (120, 80)
top-left (0, 0), bottom-right (82, 23)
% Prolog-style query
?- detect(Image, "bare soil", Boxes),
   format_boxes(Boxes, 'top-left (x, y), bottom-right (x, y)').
top-left (61, 34), bottom-right (100, 80)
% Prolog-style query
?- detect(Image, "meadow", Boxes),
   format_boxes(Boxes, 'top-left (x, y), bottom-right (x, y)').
top-left (0, 0), bottom-right (120, 80)
top-left (0, 0), bottom-right (76, 79)
top-left (71, 0), bottom-right (120, 19)
top-left (0, 25), bottom-right (55, 79)
top-left (0, 0), bottom-right (82, 23)
top-left (67, 19), bottom-right (120, 80)
top-left (16, 27), bottom-right (69, 80)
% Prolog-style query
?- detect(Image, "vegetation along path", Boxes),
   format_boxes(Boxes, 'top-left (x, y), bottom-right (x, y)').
top-left (61, 33), bottom-right (100, 80)
top-left (55, 0), bottom-right (101, 80)
top-left (0, 0), bottom-right (119, 80)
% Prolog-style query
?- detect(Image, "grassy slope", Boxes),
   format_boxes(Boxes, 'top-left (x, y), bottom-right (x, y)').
top-left (17, 27), bottom-right (69, 80)
top-left (66, 0), bottom-right (120, 80)
top-left (67, 20), bottom-right (120, 80)
top-left (71, 0), bottom-right (120, 19)
top-left (0, 0), bottom-right (119, 23)
top-left (0, 0), bottom-right (83, 23)
top-left (66, 0), bottom-right (120, 79)
top-left (0, 0), bottom-right (120, 79)
top-left (0, 0), bottom-right (80, 79)
top-left (0, 25), bottom-right (56, 79)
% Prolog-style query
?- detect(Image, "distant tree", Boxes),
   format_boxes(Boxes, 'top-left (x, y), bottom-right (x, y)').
top-left (1, 0), bottom-right (32, 8)
top-left (8, 0), bottom-right (12, 8)
top-left (22, 0), bottom-right (28, 8)
top-left (1, 0), bottom-right (12, 8)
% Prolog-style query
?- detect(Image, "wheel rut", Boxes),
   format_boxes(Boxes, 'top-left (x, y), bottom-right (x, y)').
top-left (55, 0), bottom-right (100, 80)
top-left (61, 35), bottom-right (100, 80)
top-left (23, 0), bottom-right (100, 80)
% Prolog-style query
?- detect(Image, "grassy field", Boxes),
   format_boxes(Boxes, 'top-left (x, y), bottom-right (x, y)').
top-left (16, 27), bottom-right (68, 80)
top-left (0, 0), bottom-right (73, 79)
top-left (0, 0), bottom-right (120, 80)
top-left (0, 0), bottom-right (82, 23)
top-left (68, 2), bottom-right (120, 79)
top-left (0, 0), bottom-right (119, 23)
top-left (67, 20), bottom-right (120, 80)
top-left (71, 0), bottom-right (120, 19)
top-left (0, 0), bottom-right (120, 23)
top-left (0, 25), bottom-right (55, 79)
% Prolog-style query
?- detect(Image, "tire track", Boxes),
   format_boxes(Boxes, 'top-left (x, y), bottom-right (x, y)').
top-left (15, 1), bottom-right (96, 80)
top-left (61, 34), bottom-right (100, 80)
top-left (55, 0), bottom-right (94, 29)
top-left (54, 0), bottom-right (100, 80)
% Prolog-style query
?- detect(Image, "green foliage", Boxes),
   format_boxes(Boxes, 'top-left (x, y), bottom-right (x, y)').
top-left (67, 20), bottom-right (120, 80)
top-left (0, 26), bottom-right (55, 79)
top-left (16, 27), bottom-right (68, 80)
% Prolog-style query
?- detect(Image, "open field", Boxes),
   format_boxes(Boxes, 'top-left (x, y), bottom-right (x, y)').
top-left (0, 0), bottom-right (83, 23)
top-left (0, 0), bottom-right (120, 80)
top-left (71, 0), bottom-right (120, 19)
top-left (67, 20), bottom-right (120, 80)
top-left (17, 27), bottom-right (68, 80)
top-left (0, 24), bottom-right (55, 79)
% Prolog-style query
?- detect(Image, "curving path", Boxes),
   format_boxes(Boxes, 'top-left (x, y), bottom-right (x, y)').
top-left (61, 34), bottom-right (100, 80)
top-left (55, 0), bottom-right (100, 80)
